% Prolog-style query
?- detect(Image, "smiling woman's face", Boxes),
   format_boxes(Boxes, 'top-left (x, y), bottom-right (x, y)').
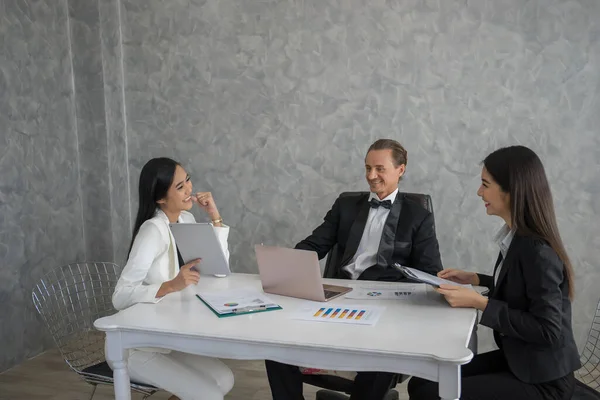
top-left (157, 165), bottom-right (194, 213)
top-left (477, 167), bottom-right (511, 221)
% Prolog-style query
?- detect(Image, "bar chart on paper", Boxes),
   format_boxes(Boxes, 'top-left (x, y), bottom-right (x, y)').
top-left (293, 304), bottom-right (384, 326)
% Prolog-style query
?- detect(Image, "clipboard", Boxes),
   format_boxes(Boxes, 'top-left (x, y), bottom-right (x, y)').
top-left (196, 295), bottom-right (282, 318)
top-left (196, 288), bottom-right (282, 318)
top-left (392, 263), bottom-right (472, 288)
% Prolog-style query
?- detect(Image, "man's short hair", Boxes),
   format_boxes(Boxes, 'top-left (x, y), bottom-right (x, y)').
top-left (367, 139), bottom-right (408, 168)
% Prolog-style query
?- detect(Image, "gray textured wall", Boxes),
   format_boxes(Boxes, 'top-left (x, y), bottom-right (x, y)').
top-left (69, 0), bottom-right (114, 261)
top-left (0, 0), bottom-right (119, 373)
top-left (1, 0), bottom-right (599, 372)
top-left (117, 0), bottom-right (600, 350)
top-left (0, 0), bottom-right (86, 371)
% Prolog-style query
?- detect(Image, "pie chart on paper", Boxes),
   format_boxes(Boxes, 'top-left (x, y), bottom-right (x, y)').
top-left (367, 292), bottom-right (382, 297)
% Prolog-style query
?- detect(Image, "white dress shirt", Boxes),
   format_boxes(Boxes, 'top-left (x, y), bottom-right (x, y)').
top-left (343, 189), bottom-right (398, 280)
top-left (493, 224), bottom-right (515, 285)
top-left (112, 209), bottom-right (230, 310)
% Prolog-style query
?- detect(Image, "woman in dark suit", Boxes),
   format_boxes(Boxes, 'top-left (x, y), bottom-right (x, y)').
top-left (408, 145), bottom-right (581, 400)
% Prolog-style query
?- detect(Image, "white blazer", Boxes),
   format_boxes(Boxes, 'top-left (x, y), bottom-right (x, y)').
top-left (112, 209), bottom-right (230, 310)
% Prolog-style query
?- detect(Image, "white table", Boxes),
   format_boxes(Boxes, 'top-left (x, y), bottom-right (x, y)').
top-left (94, 273), bottom-right (478, 400)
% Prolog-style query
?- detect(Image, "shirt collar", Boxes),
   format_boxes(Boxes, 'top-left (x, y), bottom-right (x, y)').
top-left (494, 224), bottom-right (515, 258)
top-left (369, 188), bottom-right (399, 204)
top-left (155, 208), bottom-right (184, 224)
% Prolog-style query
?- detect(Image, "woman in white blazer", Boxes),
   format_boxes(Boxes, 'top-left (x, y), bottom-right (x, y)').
top-left (110, 157), bottom-right (234, 400)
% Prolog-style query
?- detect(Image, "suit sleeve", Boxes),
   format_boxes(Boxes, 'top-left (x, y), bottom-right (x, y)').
top-left (480, 244), bottom-right (565, 346)
top-left (409, 212), bottom-right (443, 275)
top-left (477, 273), bottom-right (494, 289)
top-left (295, 196), bottom-right (341, 260)
top-left (112, 223), bottom-right (165, 310)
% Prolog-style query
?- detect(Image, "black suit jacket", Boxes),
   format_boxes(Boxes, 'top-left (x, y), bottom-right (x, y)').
top-left (295, 191), bottom-right (443, 281)
top-left (478, 234), bottom-right (581, 384)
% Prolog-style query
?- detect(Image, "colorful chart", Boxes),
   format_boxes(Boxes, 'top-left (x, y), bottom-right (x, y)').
top-left (312, 307), bottom-right (367, 321)
top-left (314, 308), bottom-right (326, 317)
top-left (299, 304), bottom-right (383, 326)
top-left (223, 302), bottom-right (239, 307)
top-left (367, 291), bottom-right (382, 297)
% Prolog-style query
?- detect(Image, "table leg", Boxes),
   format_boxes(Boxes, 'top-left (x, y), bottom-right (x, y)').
top-left (112, 358), bottom-right (132, 400)
top-left (438, 364), bottom-right (460, 400)
top-left (105, 333), bottom-right (131, 400)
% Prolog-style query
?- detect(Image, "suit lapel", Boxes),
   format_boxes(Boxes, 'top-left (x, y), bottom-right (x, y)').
top-left (155, 209), bottom-right (180, 277)
top-left (491, 252), bottom-right (503, 281)
top-left (339, 196), bottom-right (371, 267)
top-left (375, 193), bottom-right (403, 268)
top-left (492, 239), bottom-right (517, 296)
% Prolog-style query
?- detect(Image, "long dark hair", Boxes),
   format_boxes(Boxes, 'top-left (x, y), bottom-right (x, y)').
top-left (483, 146), bottom-right (575, 299)
top-left (128, 157), bottom-right (180, 255)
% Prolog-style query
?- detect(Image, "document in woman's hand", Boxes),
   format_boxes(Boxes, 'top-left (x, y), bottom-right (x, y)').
top-left (392, 264), bottom-right (472, 288)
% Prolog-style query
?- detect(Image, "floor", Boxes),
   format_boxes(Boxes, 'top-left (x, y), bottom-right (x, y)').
top-left (0, 349), bottom-right (410, 400)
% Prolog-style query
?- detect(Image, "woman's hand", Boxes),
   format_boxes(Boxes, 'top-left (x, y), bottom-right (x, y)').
top-left (168, 259), bottom-right (201, 291)
top-left (436, 285), bottom-right (488, 310)
top-left (156, 259), bottom-right (201, 298)
top-left (192, 192), bottom-right (222, 226)
top-left (438, 269), bottom-right (480, 285)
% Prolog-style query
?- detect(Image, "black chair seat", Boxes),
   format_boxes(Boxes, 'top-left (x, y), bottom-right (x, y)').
top-left (574, 380), bottom-right (600, 400)
top-left (315, 390), bottom-right (352, 400)
top-left (315, 389), bottom-right (398, 400)
top-left (302, 374), bottom-right (355, 393)
top-left (81, 361), bottom-right (157, 389)
top-left (303, 374), bottom-right (400, 400)
top-left (315, 388), bottom-right (399, 400)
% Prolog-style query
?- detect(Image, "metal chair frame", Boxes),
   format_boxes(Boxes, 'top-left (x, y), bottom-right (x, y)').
top-left (577, 298), bottom-right (600, 390)
top-left (31, 262), bottom-right (158, 399)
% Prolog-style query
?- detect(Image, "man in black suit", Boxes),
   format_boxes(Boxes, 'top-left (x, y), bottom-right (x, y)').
top-left (265, 139), bottom-right (443, 400)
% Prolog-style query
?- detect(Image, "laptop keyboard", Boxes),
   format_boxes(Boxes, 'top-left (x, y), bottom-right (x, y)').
top-left (323, 289), bottom-right (338, 299)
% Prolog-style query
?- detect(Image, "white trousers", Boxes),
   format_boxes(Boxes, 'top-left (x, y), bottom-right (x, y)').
top-left (109, 348), bottom-right (234, 400)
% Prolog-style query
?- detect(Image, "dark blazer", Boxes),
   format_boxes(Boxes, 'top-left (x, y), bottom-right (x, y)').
top-left (478, 234), bottom-right (581, 384)
top-left (295, 191), bottom-right (443, 281)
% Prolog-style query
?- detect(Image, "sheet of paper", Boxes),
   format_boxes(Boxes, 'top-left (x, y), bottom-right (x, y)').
top-left (292, 303), bottom-right (384, 326)
top-left (394, 264), bottom-right (472, 288)
top-left (197, 288), bottom-right (279, 314)
top-left (344, 282), bottom-right (426, 299)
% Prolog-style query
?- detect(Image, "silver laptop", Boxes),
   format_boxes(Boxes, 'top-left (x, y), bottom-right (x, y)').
top-left (255, 245), bottom-right (352, 301)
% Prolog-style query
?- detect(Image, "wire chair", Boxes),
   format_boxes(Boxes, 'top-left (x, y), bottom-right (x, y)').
top-left (576, 298), bottom-right (600, 390)
top-left (31, 262), bottom-right (158, 399)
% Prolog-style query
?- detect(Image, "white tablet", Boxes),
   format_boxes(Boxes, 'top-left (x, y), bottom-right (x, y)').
top-left (169, 223), bottom-right (231, 276)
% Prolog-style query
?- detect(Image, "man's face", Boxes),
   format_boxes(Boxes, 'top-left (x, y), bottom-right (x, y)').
top-left (365, 149), bottom-right (405, 199)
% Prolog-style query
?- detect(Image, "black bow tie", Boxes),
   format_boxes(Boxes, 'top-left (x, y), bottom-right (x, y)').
top-left (369, 198), bottom-right (392, 209)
